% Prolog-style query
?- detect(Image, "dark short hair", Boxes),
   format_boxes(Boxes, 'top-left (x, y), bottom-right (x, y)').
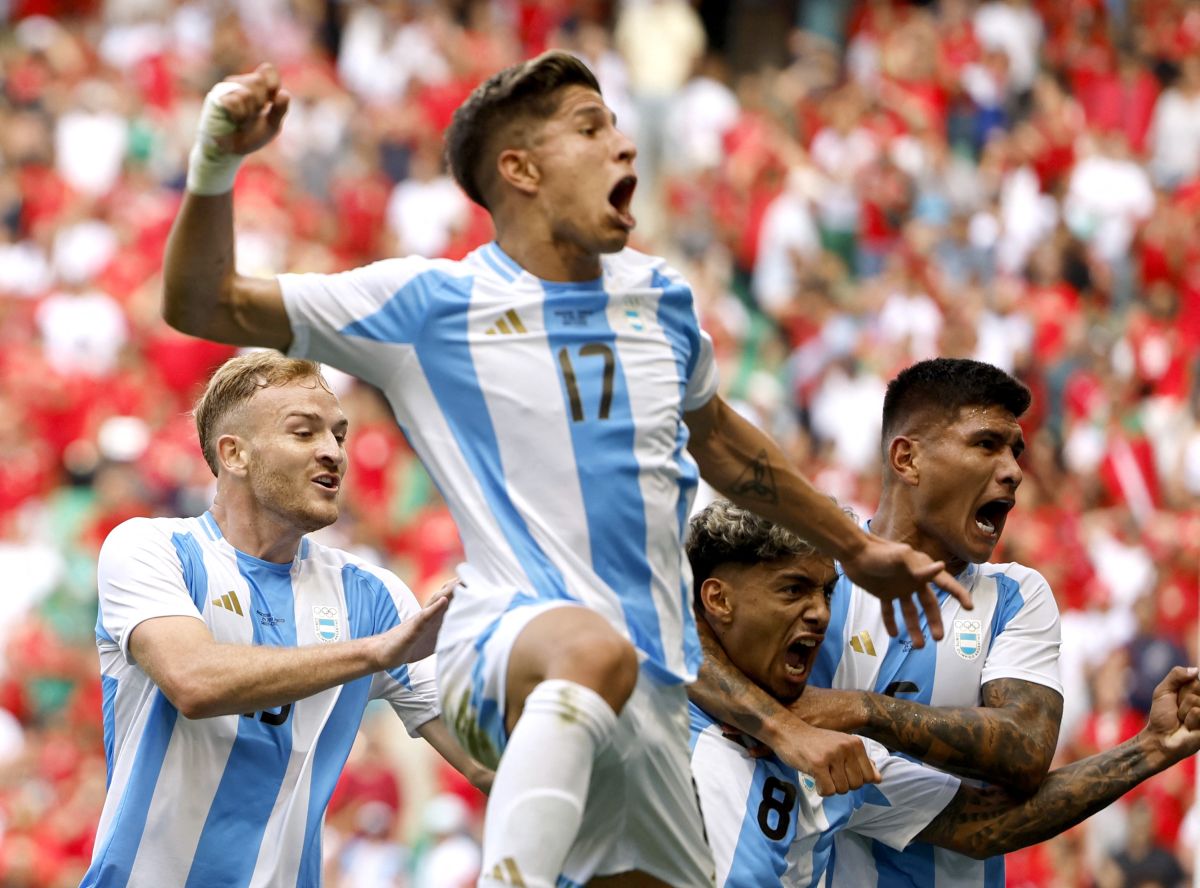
top-left (881, 358), bottom-right (1031, 446)
top-left (444, 50), bottom-right (601, 209)
top-left (686, 500), bottom-right (823, 605)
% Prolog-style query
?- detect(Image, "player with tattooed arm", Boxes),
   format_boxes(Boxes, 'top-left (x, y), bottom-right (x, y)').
top-left (686, 500), bottom-right (1200, 887)
top-left (690, 358), bottom-right (1063, 886)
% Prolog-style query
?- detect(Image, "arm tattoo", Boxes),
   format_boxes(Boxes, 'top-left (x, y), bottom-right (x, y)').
top-left (728, 449), bottom-right (779, 505)
top-left (860, 679), bottom-right (1062, 796)
top-left (688, 620), bottom-right (783, 739)
top-left (917, 735), bottom-right (1156, 857)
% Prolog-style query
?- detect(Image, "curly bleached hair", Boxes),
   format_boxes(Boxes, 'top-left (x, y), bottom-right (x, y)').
top-left (686, 500), bottom-right (833, 604)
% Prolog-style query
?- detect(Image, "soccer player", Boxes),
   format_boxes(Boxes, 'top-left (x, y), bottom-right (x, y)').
top-left (82, 352), bottom-right (489, 888)
top-left (686, 499), bottom-right (1200, 887)
top-left (162, 54), bottom-right (972, 887)
top-left (691, 358), bottom-right (1064, 885)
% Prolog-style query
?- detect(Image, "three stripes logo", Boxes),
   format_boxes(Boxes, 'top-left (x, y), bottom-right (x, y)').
top-left (486, 858), bottom-right (527, 886)
top-left (848, 630), bottom-right (876, 656)
top-left (485, 309), bottom-right (527, 336)
top-left (212, 590), bottom-right (243, 617)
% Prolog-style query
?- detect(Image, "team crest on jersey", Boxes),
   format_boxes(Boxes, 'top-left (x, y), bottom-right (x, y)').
top-left (622, 295), bottom-right (645, 331)
top-left (953, 619), bottom-right (982, 660)
top-left (313, 606), bottom-right (340, 643)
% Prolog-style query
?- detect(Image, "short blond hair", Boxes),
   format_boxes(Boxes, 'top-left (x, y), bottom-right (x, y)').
top-left (193, 351), bottom-right (324, 476)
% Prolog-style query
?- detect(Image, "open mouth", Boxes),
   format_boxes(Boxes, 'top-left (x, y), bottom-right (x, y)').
top-left (783, 636), bottom-right (819, 679)
top-left (974, 498), bottom-right (1014, 539)
top-left (313, 474), bottom-right (340, 492)
top-left (608, 175), bottom-right (637, 229)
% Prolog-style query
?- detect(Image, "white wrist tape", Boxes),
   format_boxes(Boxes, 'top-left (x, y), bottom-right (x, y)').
top-left (186, 82), bottom-right (247, 195)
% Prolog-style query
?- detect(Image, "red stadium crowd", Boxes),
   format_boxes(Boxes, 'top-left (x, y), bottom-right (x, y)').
top-left (0, 0), bottom-right (1196, 885)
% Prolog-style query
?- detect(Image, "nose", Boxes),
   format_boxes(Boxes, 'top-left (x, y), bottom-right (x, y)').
top-left (803, 591), bottom-right (832, 633)
top-left (316, 430), bottom-right (344, 468)
top-left (615, 128), bottom-right (636, 165)
top-left (998, 448), bottom-right (1023, 490)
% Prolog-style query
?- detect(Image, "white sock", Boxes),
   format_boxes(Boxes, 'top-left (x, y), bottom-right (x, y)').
top-left (477, 679), bottom-right (619, 888)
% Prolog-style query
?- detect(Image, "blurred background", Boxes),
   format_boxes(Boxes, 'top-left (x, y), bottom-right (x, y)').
top-left (0, 0), bottom-right (1197, 885)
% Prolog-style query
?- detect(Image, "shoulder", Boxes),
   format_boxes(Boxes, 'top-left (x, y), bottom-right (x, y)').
top-left (603, 248), bottom-right (690, 289)
top-left (978, 561), bottom-right (1054, 600)
top-left (100, 515), bottom-right (195, 559)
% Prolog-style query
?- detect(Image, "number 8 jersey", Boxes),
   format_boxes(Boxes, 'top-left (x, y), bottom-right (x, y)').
top-left (688, 702), bottom-right (960, 887)
top-left (280, 242), bottom-right (720, 684)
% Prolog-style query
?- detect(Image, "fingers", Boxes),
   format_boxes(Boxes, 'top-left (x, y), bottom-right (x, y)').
top-left (899, 596), bottom-right (925, 649)
top-left (916, 583), bottom-right (942, 642)
top-left (937, 567), bottom-right (973, 612)
top-left (1156, 665), bottom-right (1200, 697)
top-left (880, 599), bottom-right (899, 639)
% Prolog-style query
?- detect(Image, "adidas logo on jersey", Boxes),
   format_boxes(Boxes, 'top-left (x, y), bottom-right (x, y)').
top-left (485, 309), bottom-right (527, 336)
top-left (487, 858), bottom-right (527, 886)
top-left (848, 630), bottom-right (875, 656)
top-left (212, 591), bottom-right (243, 616)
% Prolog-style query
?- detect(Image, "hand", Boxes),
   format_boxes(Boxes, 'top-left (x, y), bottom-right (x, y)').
top-left (763, 716), bottom-right (882, 796)
top-left (375, 592), bottom-right (451, 668)
top-left (209, 63), bottom-right (291, 156)
top-left (1146, 666), bottom-right (1200, 760)
top-left (840, 534), bottom-right (973, 646)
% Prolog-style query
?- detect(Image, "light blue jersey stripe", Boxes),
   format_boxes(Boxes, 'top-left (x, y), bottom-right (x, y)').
top-left (990, 574), bottom-right (1024, 636)
top-left (185, 555), bottom-right (298, 888)
top-left (171, 531), bottom-right (211, 611)
top-left (343, 564), bottom-right (410, 688)
top-left (297, 567), bottom-right (382, 886)
top-left (811, 573), bottom-right (854, 688)
top-left (367, 270), bottom-right (573, 603)
top-left (726, 760), bottom-right (792, 887)
top-left (542, 278), bottom-right (664, 667)
top-left (81, 692), bottom-right (179, 887)
top-left (101, 675), bottom-right (117, 789)
top-left (873, 839), bottom-right (935, 887)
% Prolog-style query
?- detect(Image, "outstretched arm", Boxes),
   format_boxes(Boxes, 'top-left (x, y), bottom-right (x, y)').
top-left (130, 594), bottom-right (449, 719)
top-left (162, 63), bottom-right (292, 349)
top-left (685, 395), bottom-right (970, 645)
top-left (689, 617), bottom-right (882, 796)
top-left (792, 679), bottom-right (1062, 796)
top-left (915, 666), bottom-right (1200, 858)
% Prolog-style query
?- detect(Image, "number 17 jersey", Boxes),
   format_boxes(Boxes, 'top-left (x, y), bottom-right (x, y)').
top-left (279, 242), bottom-right (720, 684)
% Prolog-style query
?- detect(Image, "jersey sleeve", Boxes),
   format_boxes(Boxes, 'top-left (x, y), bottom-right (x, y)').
top-left (357, 565), bottom-right (441, 736)
top-left (845, 738), bottom-right (961, 851)
top-left (97, 518), bottom-right (206, 664)
top-left (278, 257), bottom-right (440, 389)
top-left (980, 567), bottom-right (1063, 694)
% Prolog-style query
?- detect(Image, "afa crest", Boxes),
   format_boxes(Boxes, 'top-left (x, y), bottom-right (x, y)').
top-left (313, 605), bottom-right (340, 643)
top-left (953, 619), bottom-right (982, 661)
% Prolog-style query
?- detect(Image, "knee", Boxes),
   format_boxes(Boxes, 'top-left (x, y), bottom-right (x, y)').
top-left (550, 630), bottom-right (639, 715)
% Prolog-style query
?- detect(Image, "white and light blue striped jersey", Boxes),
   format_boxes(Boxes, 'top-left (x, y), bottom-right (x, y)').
top-left (84, 513), bottom-right (439, 888)
top-left (688, 702), bottom-right (960, 887)
top-left (809, 551), bottom-right (1062, 888)
top-left (279, 242), bottom-right (719, 683)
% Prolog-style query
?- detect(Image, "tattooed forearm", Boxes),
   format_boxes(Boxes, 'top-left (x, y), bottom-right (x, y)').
top-left (860, 679), bottom-right (1062, 796)
top-left (728, 450), bottom-right (780, 505)
top-left (688, 619), bottom-right (783, 739)
top-left (917, 734), bottom-right (1159, 858)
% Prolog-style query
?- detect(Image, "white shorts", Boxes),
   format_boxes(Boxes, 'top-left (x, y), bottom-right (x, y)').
top-left (437, 575), bottom-right (715, 886)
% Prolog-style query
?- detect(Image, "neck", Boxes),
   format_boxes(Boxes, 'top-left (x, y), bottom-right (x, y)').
top-left (872, 487), bottom-right (968, 578)
top-left (210, 495), bottom-right (303, 564)
top-left (494, 219), bottom-right (603, 282)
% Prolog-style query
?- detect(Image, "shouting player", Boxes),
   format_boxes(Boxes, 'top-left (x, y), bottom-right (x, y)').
top-left (686, 499), bottom-right (1200, 887)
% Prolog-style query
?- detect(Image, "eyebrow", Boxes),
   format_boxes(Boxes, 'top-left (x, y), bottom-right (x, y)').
top-left (573, 104), bottom-right (617, 127)
top-left (284, 412), bottom-right (349, 429)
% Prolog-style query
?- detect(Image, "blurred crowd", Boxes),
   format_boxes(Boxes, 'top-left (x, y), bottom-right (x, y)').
top-left (0, 0), bottom-right (1197, 884)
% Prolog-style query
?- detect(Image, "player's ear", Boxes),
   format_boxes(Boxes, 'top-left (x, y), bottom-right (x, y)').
top-left (888, 435), bottom-right (920, 486)
top-left (216, 434), bottom-right (249, 478)
top-left (496, 147), bottom-right (539, 197)
top-left (699, 577), bottom-right (734, 624)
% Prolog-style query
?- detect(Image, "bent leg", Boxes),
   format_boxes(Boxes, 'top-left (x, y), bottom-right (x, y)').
top-left (479, 606), bottom-right (639, 888)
